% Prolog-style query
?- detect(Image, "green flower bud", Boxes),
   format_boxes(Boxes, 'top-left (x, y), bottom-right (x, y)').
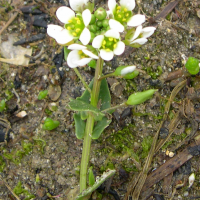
top-left (96, 20), bottom-right (103, 27)
top-left (88, 60), bottom-right (96, 68)
top-left (123, 70), bottom-right (139, 79)
top-left (95, 30), bottom-right (100, 36)
top-left (185, 57), bottom-right (199, 75)
top-left (42, 118), bottom-right (60, 130)
top-left (90, 14), bottom-right (96, 24)
top-left (0, 100), bottom-right (6, 112)
top-left (102, 19), bottom-right (109, 28)
top-left (100, 29), bottom-right (106, 35)
top-left (38, 90), bottom-right (48, 100)
top-left (126, 89), bottom-right (157, 106)
top-left (94, 7), bottom-right (107, 20)
top-left (89, 24), bottom-right (97, 33)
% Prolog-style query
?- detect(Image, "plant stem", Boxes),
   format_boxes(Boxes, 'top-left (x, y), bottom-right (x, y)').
top-left (101, 102), bottom-right (127, 113)
top-left (80, 58), bottom-right (103, 192)
top-left (98, 72), bottom-right (115, 81)
top-left (73, 68), bottom-right (91, 94)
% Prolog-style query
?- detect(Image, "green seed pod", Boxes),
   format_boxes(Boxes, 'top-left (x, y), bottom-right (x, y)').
top-left (100, 29), bottom-right (106, 35)
top-left (185, 57), bottom-right (199, 75)
top-left (90, 14), bottom-right (96, 24)
top-left (94, 7), bottom-right (107, 20)
top-left (38, 90), bottom-right (48, 100)
top-left (42, 118), bottom-right (60, 130)
top-left (95, 30), bottom-right (100, 36)
top-left (126, 89), bottom-right (157, 106)
top-left (88, 59), bottom-right (96, 68)
top-left (0, 100), bottom-right (6, 112)
top-left (102, 19), bottom-right (109, 28)
top-left (89, 24), bottom-right (97, 33)
top-left (96, 20), bottom-right (103, 27)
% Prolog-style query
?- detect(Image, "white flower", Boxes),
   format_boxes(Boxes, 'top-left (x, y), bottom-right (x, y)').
top-left (47, 7), bottom-right (91, 45)
top-left (108, 0), bottom-right (145, 32)
top-left (67, 44), bottom-right (98, 68)
top-left (121, 66), bottom-right (136, 75)
top-left (129, 25), bottom-right (156, 45)
top-left (92, 30), bottom-right (125, 61)
top-left (69, 0), bottom-right (90, 12)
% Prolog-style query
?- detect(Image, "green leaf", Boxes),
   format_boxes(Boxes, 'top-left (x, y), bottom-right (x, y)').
top-left (99, 79), bottom-right (111, 111)
top-left (42, 118), bottom-right (60, 130)
top-left (80, 111), bottom-right (88, 120)
top-left (74, 113), bottom-right (86, 139)
top-left (125, 28), bottom-right (136, 40)
top-left (77, 80), bottom-right (93, 103)
top-left (88, 167), bottom-right (95, 186)
top-left (38, 90), bottom-right (48, 100)
top-left (0, 100), bottom-right (6, 112)
top-left (69, 100), bottom-right (104, 121)
top-left (75, 169), bottom-right (116, 200)
top-left (92, 117), bottom-right (111, 139)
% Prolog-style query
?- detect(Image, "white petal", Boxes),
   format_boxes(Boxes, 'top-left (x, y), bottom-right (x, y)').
top-left (105, 29), bottom-right (120, 39)
top-left (54, 28), bottom-right (74, 44)
top-left (130, 25), bottom-right (142, 41)
top-left (109, 19), bottom-right (124, 32)
top-left (113, 41), bottom-right (125, 55)
top-left (47, 24), bottom-right (63, 39)
top-left (82, 9), bottom-right (91, 26)
top-left (100, 49), bottom-right (114, 61)
top-left (69, 0), bottom-right (89, 12)
top-left (108, 0), bottom-right (116, 13)
top-left (82, 49), bottom-right (99, 59)
top-left (141, 27), bottom-right (156, 38)
top-left (67, 50), bottom-right (81, 68)
top-left (121, 66), bottom-right (136, 75)
top-left (127, 14), bottom-right (145, 27)
top-left (130, 38), bottom-right (147, 45)
top-left (68, 44), bottom-right (86, 50)
top-left (80, 28), bottom-right (91, 45)
top-left (75, 58), bottom-right (93, 66)
top-left (120, 0), bottom-right (135, 11)
top-left (92, 35), bottom-right (104, 48)
top-left (56, 6), bottom-right (75, 24)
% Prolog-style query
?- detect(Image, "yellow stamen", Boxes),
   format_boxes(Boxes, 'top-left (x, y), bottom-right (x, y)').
top-left (72, 32), bottom-right (77, 36)
top-left (106, 48), bottom-right (110, 52)
top-left (117, 6), bottom-right (121, 10)
top-left (77, 20), bottom-right (81, 24)
top-left (76, 28), bottom-right (80, 33)
top-left (126, 13), bottom-right (129, 17)
top-left (117, 10), bottom-right (119, 13)
top-left (67, 26), bottom-right (71, 30)
top-left (118, 14), bottom-right (122, 18)
top-left (103, 40), bottom-right (106, 45)
top-left (113, 44), bottom-right (117, 49)
top-left (122, 18), bottom-right (126, 22)
top-left (68, 19), bottom-right (72, 23)
top-left (81, 56), bottom-right (85, 58)
top-left (75, 17), bottom-right (79, 20)
top-left (114, 39), bottom-right (117, 42)
top-left (78, 50), bottom-right (82, 54)
top-left (109, 37), bottom-right (113, 41)
top-left (124, 8), bottom-right (127, 12)
top-left (102, 45), bottom-right (105, 49)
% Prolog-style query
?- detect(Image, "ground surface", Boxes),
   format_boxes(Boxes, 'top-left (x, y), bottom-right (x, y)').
top-left (0, 0), bottom-right (200, 199)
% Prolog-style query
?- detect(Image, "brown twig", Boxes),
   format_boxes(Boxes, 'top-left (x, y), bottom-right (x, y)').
top-left (0, 12), bottom-right (19, 35)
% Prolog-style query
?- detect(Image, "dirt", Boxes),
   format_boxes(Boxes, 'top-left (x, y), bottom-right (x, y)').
top-left (0, 0), bottom-right (200, 200)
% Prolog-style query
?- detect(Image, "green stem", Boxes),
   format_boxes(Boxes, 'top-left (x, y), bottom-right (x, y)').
top-left (73, 68), bottom-right (91, 94)
top-left (80, 57), bottom-right (104, 193)
top-left (98, 72), bottom-right (115, 81)
top-left (101, 102), bottom-right (127, 113)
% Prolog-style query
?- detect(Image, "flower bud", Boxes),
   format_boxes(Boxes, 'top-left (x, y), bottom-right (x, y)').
top-left (94, 7), bottom-right (107, 20)
top-left (102, 19), bottom-right (109, 28)
top-left (126, 89), bottom-right (157, 106)
top-left (185, 57), bottom-right (199, 75)
top-left (42, 118), bottom-right (60, 130)
top-left (114, 66), bottom-right (137, 79)
top-left (38, 90), bottom-right (48, 100)
top-left (90, 14), bottom-right (96, 24)
top-left (123, 70), bottom-right (139, 79)
top-left (96, 20), bottom-right (103, 27)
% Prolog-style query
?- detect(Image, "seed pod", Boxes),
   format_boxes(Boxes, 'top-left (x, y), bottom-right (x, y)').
top-left (42, 118), bottom-right (60, 130)
top-left (185, 57), bottom-right (199, 75)
top-left (126, 89), bottom-right (157, 105)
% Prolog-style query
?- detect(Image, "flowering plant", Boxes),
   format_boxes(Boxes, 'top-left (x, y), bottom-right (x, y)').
top-left (47, 0), bottom-right (157, 198)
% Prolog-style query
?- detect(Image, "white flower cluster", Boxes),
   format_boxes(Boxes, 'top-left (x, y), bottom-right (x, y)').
top-left (47, 0), bottom-right (156, 68)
